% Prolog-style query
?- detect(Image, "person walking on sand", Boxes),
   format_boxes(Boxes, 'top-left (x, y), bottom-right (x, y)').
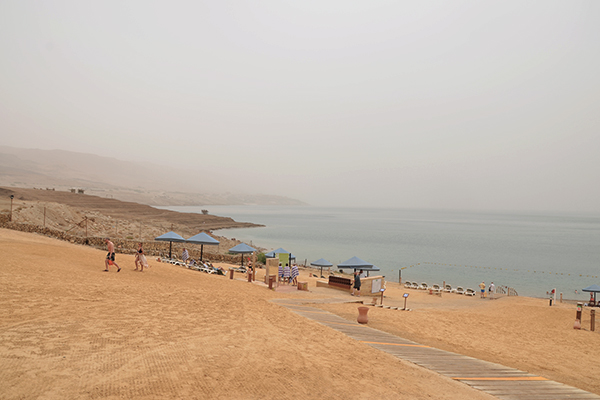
top-left (104, 238), bottom-right (121, 272)
top-left (134, 242), bottom-right (148, 272)
top-left (351, 269), bottom-right (362, 296)
top-left (479, 281), bottom-right (486, 298)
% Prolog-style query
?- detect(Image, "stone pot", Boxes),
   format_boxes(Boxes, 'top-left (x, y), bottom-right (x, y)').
top-left (357, 306), bottom-right (369, 324)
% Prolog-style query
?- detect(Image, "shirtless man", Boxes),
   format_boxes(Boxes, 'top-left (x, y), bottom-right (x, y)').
top-left (104, 238), bottom-right (121, 272)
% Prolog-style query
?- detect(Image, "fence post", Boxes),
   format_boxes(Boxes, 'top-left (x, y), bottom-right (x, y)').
top-left (592, 309), bottom-right (596, 332)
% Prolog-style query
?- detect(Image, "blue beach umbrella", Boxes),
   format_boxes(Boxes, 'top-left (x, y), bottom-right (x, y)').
top-left (337, 256), bottom-right (380, 276)
top-left (310, 258), bottom-right (333, 278)
top-left (155, 231), bottom-right (185, 259)
top-left (265, 247), bottom-right (296, 260)
top-left (582, 284), bottom-right (600, 304)
top-left (186, 232), bottom-right (220, 261)
top-left (229, 243), bottom-right (256, 267)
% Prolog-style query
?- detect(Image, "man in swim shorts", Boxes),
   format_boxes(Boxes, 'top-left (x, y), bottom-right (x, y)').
top-left (104, 237), bottom-right (121, 272)
top-left (479, 281), bottom-right (486, 298)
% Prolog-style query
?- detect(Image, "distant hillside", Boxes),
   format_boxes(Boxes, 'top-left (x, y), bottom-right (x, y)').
top-left (0, 146), bottom-right (306, 206)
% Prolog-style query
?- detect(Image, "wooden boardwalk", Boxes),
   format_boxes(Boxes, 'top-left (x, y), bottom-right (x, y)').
top-left (273, 299), bottom-right (600, 400)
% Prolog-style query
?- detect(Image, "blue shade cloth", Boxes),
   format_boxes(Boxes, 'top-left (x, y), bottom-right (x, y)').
top-left (337, 256), bottom-right (373, 268)
top-left (186, 232), bottom-right (220, 245)
top-left (265, 247), bottom-right (295, 259)
top-left (582, 284), bottom-right (600, 292)
top-left (229, 243), bottom-right (256, 253)
top-left (310, 258), bottom-right (333, 267)
top-left (155, 231), bottom-right (186, 242)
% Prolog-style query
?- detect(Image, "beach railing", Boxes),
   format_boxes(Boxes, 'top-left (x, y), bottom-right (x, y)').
top-left (495, 286), bottom-right (518, 296)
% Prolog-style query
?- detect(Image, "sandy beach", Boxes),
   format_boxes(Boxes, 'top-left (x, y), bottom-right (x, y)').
top-left (1, 228), bottom-right (599, 399)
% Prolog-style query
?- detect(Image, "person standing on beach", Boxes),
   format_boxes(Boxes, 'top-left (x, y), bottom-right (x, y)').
top-left (351, 270), bottom-right (362, 296)
top-left (291, 263), bottom-right (299, 285)
top-left (488, 282), bottom-right (495, 299)
top-left (181, 248), bottom-right (189, 264)
top-left (283, 263), bottom-right (291, 284)
top-left (104, 238), bottom-right (121, 272)
top-left (479, 281), bottom-right (486, 298)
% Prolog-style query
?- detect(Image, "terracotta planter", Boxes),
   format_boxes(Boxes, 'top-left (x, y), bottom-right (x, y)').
top-left (357, 306), bottom-right (369, 324)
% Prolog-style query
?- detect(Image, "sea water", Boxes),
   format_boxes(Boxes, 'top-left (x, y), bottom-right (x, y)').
top-left (162, 206), bottom-right (600, 300)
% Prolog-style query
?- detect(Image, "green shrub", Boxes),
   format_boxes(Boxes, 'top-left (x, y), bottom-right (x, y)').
top-left (257, 252), bottom-right (266, 264)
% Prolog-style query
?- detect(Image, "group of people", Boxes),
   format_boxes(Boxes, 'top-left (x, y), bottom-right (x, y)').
top-left (278, 262), bottom-right (299, 285)
top-left (479, 281), bottom-right (495, 298)
top-left (103, 238), bottom-right (148, 272)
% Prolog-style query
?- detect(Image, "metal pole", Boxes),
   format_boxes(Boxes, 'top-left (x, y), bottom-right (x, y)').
top-left (43, 206), bottom-right (46, 227)
top-left (9, 195), bottom-right (14, 222)
top-left (592, 309), bottom-right (596, 332)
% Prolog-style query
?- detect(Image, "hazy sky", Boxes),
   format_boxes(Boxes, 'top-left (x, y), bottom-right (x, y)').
top-left (1, 1), bottom-right (599, 212)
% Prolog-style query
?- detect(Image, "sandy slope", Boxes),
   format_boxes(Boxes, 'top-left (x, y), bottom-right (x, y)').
top-left (0, 229), bottom-right (497, 400)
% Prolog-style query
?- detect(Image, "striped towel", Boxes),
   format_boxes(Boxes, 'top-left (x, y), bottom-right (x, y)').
top-left (291, 265), bottom-right (299, 279)
top-left (182, 249), bottom-right (189, 263)
top-left (283, 265), bottom-right (290, 278)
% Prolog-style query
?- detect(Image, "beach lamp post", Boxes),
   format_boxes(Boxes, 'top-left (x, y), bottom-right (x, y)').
top-left (9, 194), bottom-right (14, 222)
top-left (403, 293), bottom-right (409, 310)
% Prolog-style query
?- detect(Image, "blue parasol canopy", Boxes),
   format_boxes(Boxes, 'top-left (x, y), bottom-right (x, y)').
top-left (311, 258), bottom-right (333, 267)
top-left (265, 247), bottom-right (295, 259)
top-left (337, 256), bottom-right (373, 269)
top-left (229, 243), bottom-right (256, 267)
top-left (186, 232), bottom-right (220, 261)
top-left (155, 231), bottom-right (186, 242)
top-left (311, 258), bottom-right (333, 277)
top-left (155, 231), bottom-right (185, 258)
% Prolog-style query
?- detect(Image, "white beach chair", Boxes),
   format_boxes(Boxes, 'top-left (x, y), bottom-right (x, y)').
top-left (465, 288), bottom-right (476, 296)
top-left (444, 284), bottom-right (453, 293)
top-left (431, 284), bottom-right (442, 293)
top-left (404, 281), bottom-right (412, 288)
top-left (411, 282), bottom-right (419, 290)
top-left (419, 282), bottom-right (428, 290)
top-left (456, 286), bottom-right (465, 295)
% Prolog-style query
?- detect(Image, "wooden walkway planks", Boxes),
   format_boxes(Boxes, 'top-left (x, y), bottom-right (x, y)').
top-left (273, 299), bottom-right (600, 400)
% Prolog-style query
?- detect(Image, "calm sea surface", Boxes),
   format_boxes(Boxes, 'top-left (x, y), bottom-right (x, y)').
top-left (163, 206), bottom-right (600, 300)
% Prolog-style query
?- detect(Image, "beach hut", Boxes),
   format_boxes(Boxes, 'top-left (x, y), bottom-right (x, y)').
top-left (310, 258), bottom-right (333, 278)
top-left (229, 243), bottom-right (256, 267)
top-left (155, 231), bottom-right (186, 259)
top-left (186, 232), bottom-right (220, 261)
top-left (582, 284), bottom-right (600, 305)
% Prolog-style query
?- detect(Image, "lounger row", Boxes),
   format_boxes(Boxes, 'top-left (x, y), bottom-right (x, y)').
top-left (403, 281), bottom-right (477, 295)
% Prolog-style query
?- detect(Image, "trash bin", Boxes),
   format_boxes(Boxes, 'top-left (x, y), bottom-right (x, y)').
top-left (268, 275), bottom-right (276, 289)
top-left (549, 298), bottom-right (553, 306)
top-left (229, 269), bottom-right (234, 279)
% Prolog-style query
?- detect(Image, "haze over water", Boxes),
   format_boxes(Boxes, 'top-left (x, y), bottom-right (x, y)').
top-left (163, 205), bottom-right (600, 300)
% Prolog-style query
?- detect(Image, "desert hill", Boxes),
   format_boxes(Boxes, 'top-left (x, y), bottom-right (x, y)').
top-left (0, 146), bottom-right (306, 206)
top-left (0, 187), bottom-right (261, 245)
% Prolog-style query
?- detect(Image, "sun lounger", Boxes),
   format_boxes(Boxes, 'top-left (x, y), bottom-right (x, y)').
top-left (431, 284), bottom-right (442, 293)
top-left (411, 282), bottom-right (419, 289)
top-left (443, 284), bottom-right (453, 293)
top-left (404, 281), bottom-right (412, 288)
top-left (419, 282), bottom-right (428, 290)
top-left (456, 286), bottom-right (465, 295)
top-left (465, 288), bottom-right (476, 296)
